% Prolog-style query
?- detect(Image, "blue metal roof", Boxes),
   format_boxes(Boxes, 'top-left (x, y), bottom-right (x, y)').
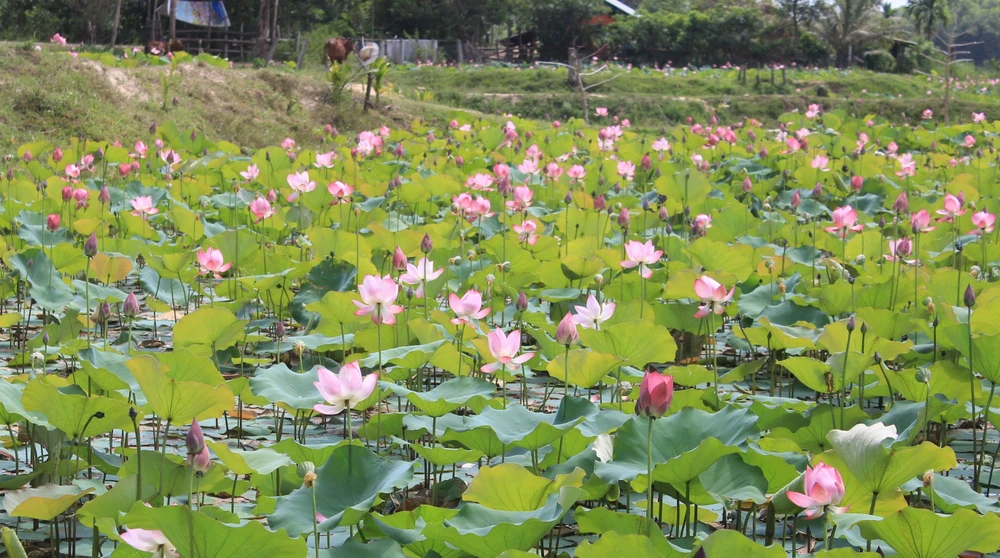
top-left (605, 0), bottom-right (637, 15)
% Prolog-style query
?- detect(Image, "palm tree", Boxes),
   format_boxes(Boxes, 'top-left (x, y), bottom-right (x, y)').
top-left (814, 0), bottom-right (885, 66)
top-left (906, 0), bottom-right (951, 38)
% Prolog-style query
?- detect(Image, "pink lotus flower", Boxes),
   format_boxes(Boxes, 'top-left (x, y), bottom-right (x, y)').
top-left (693, 213), bottom-right (712, 235)
top-left (327, 181), bottom-right (353, 204)
top-left (652, 138), bottom-right (670, 152)
top-left (130, 196), bottom-right (158, 219)
top-left (935, 193), bottom-right (966, 222)
top-left (636, 372), bottom-right (673, 419)
top-left (693, 275), bottom-right (735, 318)
top-left (480, 328), bottom-right (534, 374)
top-left (810, 154), bottom-right (830, 171)
top-left (50, 33), bottom-right (67, 45)
top-left (572, 295), bottom-right (615, 330)
top-left (787, 463), bottom-right (847, 519)
top-left (134, 141), bottom-right (148, 159)
top-left (964, 135), bottom-right (976, 149)
top-left (449, 290), bottom-right (490, 325)
top-left (65, 164), bottom-right (81, 179)
top-left (314, 151), bottom-right (336, 168)
top-left (281, 137), bottom-right (296, 149)
top-left (196, 248), bottom-right (231, 278)
top-left (621, 240), bottom-right (663, 279)
top-left (353, 275), bottom-right (404, 325)
top-left (249, 197), bottom-right (273, 222)
top-left (286, 171), bottom-right (316, 202)
top-left (824, 206), bottom-right (863, 239)
top-left (466, 173), bottom-right (495, 191)
top-left (493, 163), bottom-right (511, 179)
top-left (971, 210), bottom-right (996, 234)
top-left (544, 162), bottom-right (563, 180)
top-left (922, 109), bottom-right (933, 119)
top-left (513, 219), bottom-right (539, 245)
top-left (912, 209), bottom-right (935, 233)
top-left (313, 361), bottom-right (378, 415)
top-left (506, 186), bottom-right (533, 212)
top-left (120, 528), bottom-right (178, 558)
top-left (517, 158), bottom-right (539, 176)
top-left (160, 150), bottom-right (181, 167)
top-left (240, 164), bottom-right (260, 182)
top-left (886, 237), bottom-right (913, 262)
top-left (973, 112), bottom-right (987, 123)
top-left (617, 160), bottom-right (636, 181)
top-left (595, 107), bottom-right (609, 117)
top-left (805, 103), bottom-right (821, 119)
top-left (400, 258), bottom-right (444, 298)
top-left (567, 165), bottom-right (586, 182)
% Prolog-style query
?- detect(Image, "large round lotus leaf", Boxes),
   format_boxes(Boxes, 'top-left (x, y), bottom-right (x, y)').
top-left (858, 507), bottom-right (1000, 558)
top-left (579, 321), bottom-right (676, 368)
top-left (463, 464), bottom-right (584, 511)
top-left (420, 486), bottom-right (584, 558)
top-left (325, 537), bottom-right (404, 558)
top-left (381, 377), bottom-right (495, 417)
top-left (127, 355), bottom-right (233, 422)
top-left (691, 529), bottom-right (785, 557)
top-left (77, 474), bottom-right (138, 528)
top-left (369, 506), bottom-right (463, 558)
top-left (268, 444), bottom-right (413, 537)
top-left (770, 404), bottom-right (870, 453)
top-left (248, 363), bottom-right (322, 412)
top-left (206, 440), bottom-right (294, 475)
top-left (2, 484), bottom-right (95, 520)
top-left (595, 407), bottom-right (760, 485)
top-left (827, 423), bottom-right (957, 494)
top-left (359, 340), bottom-right (444, 369)
top-left (173, 306), bottom-right (247, 357)
top-left (22, 380), bottom-right (133, 438)
top-left (697, 453), bottom-right (768, 504)
top-left (410, 443), bottom-right (484, 466)
top-left (929, 473), bottom-right (1000, 514)
top-left (463, 403), bottom-right (583, 451)
top-left (119, 449), bottom-right (227, 500)
top-left (122, 502), bottom-right (306, 558)
top-left (547, 349), bottom-right (622, 389)
top-left (575, 533), bottom-right (676, 558)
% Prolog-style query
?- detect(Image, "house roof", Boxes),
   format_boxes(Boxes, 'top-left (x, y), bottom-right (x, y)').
top-left (605, 0), bottom-right (637, 16)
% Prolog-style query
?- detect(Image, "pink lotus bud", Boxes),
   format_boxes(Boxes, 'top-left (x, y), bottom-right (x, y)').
top-left (123, 291), bottom-right (140, 317)
top-left (594, 194), bottom-right (607, 211)
top-left (893, 192), bottom-right (908, 214)
top-left (62, 186), bottom-right (73, 201)
top-left (742, 176), bottom-right (752, 192)
top-left (641, 154), bottom-right (652, 170)
top-left (636, 372), bottom-right (674, 419)
top-left (392, 246), bottom-right (408, 271)
top-left (53, 148), bottom-right (63, 162)
top-left (98, 185), bottom-right (111, 204)
top-left (516, 291), bottom-right (528, 312)
top-left (812, 183), bottom-right (823, 197)
top-left (556, 312), bottom-right (579, 345)
top-left (267, 189), bottom-right (278, 203)
top-left (617, 208), bottom-right (630, 228)
top-left (851, 175), bottom-right (864, 191)
top-left (791, 190), bottom-right (801, 208)
top-left (46, 214), bottom-right (60, 232)
top-left (186, 419), bottom-right (205, 456)
top-left (119, 163), bottom-right (131, 178)
top-left (84, 233), bottom-right (98, 258)
top-left (23, 151), bottom-right (32, 162)
top-left (456, 156), bottom-right (464, 167)
top-left (421, 233), bottom-right (433, 254)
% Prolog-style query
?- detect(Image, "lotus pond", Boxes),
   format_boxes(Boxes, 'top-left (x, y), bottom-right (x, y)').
top-left (1, 110), bottom-right (1000, 558)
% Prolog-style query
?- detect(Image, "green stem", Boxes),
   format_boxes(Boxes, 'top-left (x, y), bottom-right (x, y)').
top-left (646, 416), bottom-right (655, 536)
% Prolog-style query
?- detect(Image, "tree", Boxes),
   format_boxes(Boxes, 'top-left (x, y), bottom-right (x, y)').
top-left (814, 0), bottom-right (884, 65)
top-left (906, 0), bottom-right (951, 38)
top-left (776, 0), bottom-right (822, 61)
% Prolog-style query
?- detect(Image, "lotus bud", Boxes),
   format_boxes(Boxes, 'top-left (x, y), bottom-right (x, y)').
top-left (916, 368), bottom-right (932, 384)
top-left (636, 372), bottom-right (674, 419)
top-left (811, 183), bottom-right (823, 197)
top-left (395, 143), bottom-right (405, 158)
top-left (149, 122), bottom-right (158, 134)
top-left (52, 148), bottom-right (63, 163)
top-left (421, 233), bottom-right (433, 254)
top-left (84, 232), bottom-right (98, 258)
top-left (498, 176), bottom-right (512, 196)
top-left (873, 352), bottom-right (882, 364)
top-left (392, 246), bottom-right (407, 271)
top-left (658, 206), bottom-right (669, 221)
top-left (406, 286), bottom-right (415, 299)
top-left (46, 213), bottom-right (60, 232)
top-left (847, 316), bottom-right (856, 332)
top-left (594, 194), bottom-right (607, 211)
top-left (965, 284), bottom-right (976, 307)
top-left (790, 190), bottom-right (801, 209)
top-left (5, 169), bottom-right (13, 181)
top-left (556, 312), bottom-right (579, 345)
top-left (123, 292), bottom-right (140, 318)
top-left (860, 322), bottom-right (868, 335)
top-left (516, 291), bottom-right (528, 312)
top-left (42, 331), bottom-right (49, 346)
top-left (172, 96), bottom-right (179, 106)
top-left (893, 192), bottom-right (908, 214)
top-left (23, 151), bottom-right (32, 162)
top-left (564, 191), bottom-right (573, 204)
top-left (129, 406), bottom-right (138, 420)
top-left (617, 208), bottom-right (630, 229)
top-left (851, 175), bottom-right (864, 191)
top-left (455, 155), bottom-right (464, 167)
top-left (186, 419), bottom-right (205, 456)
top-left (742, 176), bottom-right (752, 192)
top-left (641, 154), bottom-right (652, 170)
top-left (62, 186), bottom-right (73, 201)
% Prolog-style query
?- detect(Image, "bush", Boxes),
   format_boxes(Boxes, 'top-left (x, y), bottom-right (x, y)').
top-left (863, 49), bottom-right (895, 73)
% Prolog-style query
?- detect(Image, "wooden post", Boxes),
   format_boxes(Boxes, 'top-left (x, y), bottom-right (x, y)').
top-left (567, 47), bottom-right (580, 88)
top-left (239, 24), bottom-right (244, 60)
top-left (169, 0), bottom-right (178, 40)
top-left (457, 40), bottom-right (464, 64)
top-left (296, 38), bottom-right (308, 69)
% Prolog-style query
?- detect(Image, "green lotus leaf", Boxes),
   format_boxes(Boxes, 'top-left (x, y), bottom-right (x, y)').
top-left (547, 349), bottom-right (622, 389)
top-left (2, 484), bottom-right (94, 520)
top-left (22, 380), bottom-right (132, 438)
top-left (463, 463), bottom-right (584, 511)
top-left (858, 507), bottom-right (1000, 558)
top-left (173, 307), bottom-right (247, 357)
top-left (122, 502), bottom-right (306, 558)
top-left (206, 440), bottom-right (294, 475)
top-left (410, 443), bottom-right (484, 466)
top-left (249, 363), bottom-right (322, 412)
top-left (579, 321), bottom-right (676, 368)
top-left (268, 444), bottom-right (413, 537)
top-left (128, 356), bottom-right (233, 422)
top-left (382, 377), bottom-right (495, 417)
